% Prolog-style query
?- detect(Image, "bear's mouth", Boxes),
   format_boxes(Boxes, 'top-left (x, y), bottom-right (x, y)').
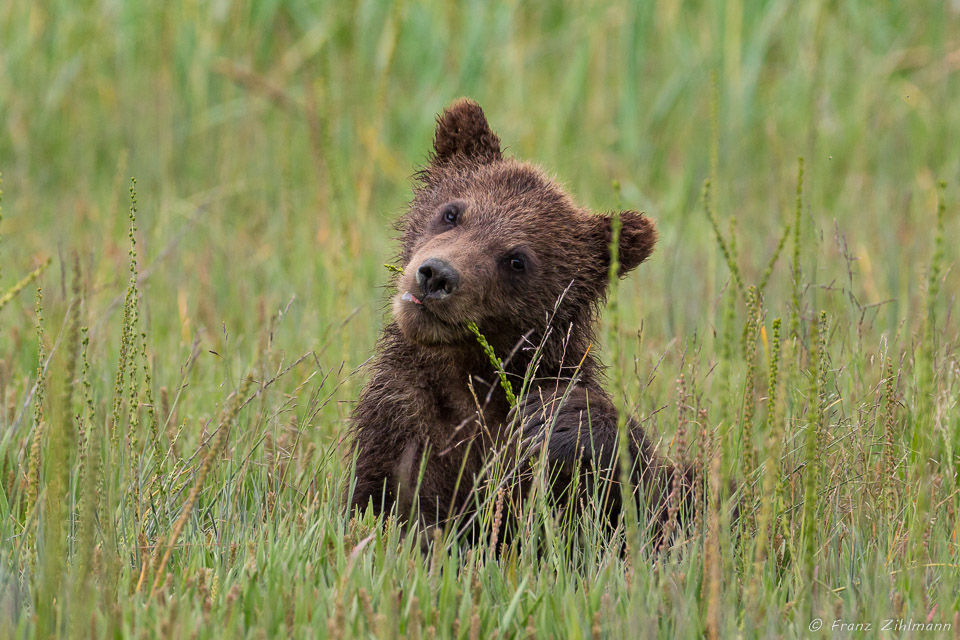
top-left (393, 289), bottom-right (469, 345)
top-left (400, 291), bottom-right (423, 306)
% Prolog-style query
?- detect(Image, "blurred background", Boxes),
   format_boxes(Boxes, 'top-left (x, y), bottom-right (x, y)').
top-left (1, 0), bottom-right (958, 397)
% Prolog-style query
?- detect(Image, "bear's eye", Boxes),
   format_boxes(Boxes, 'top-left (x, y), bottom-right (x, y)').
top-left (439, 202), bottom-right (463, 225)
top-left (500, 249), bottom-right (531, 277)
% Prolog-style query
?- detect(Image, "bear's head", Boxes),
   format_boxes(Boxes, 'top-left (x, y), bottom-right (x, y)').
top-left (392, 99), bottom-right (656, 358)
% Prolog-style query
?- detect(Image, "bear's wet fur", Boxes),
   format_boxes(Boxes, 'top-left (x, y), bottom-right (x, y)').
top-left (347, 98), bottom-right (695, 545)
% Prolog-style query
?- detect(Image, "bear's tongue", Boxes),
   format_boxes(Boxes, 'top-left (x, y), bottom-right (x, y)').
top-left (401, 291), bottom-right (423, 305)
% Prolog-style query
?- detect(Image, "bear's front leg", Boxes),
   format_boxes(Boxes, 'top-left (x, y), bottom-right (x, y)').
top-left (513, 383), bottom-right (679, 523)
top-left (515, 384), bottom-right (620, 475)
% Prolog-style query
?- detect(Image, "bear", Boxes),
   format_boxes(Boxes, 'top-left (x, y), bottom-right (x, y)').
top-left (346, 98), bottom-right (693, 545)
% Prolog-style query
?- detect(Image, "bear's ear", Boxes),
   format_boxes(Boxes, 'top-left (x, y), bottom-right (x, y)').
top-left (600, 211), bottom-right (657, 276)
top-left (431, 98), bottom-right (502, 166)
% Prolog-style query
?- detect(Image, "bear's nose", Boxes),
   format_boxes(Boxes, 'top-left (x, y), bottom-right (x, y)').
top-left (416, 258), bottom-right (460, 299)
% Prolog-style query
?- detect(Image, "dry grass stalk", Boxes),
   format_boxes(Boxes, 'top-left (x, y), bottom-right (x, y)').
top-left (150, 375), bottom-right (254, 596)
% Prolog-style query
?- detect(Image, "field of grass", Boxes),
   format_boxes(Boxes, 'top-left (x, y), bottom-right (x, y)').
top-left (1, 1), bottom-right (959, 637)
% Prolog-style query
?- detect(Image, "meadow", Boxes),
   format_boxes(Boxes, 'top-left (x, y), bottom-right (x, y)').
top-left (1, 1), bottom-right (959, 637)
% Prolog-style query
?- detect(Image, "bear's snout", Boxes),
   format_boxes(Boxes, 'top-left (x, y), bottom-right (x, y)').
top-left (416, 258), bottom-right (460, 299)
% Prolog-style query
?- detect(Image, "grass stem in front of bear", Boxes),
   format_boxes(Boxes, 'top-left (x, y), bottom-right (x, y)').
top-left (467, 321), bottom-right (516, 407)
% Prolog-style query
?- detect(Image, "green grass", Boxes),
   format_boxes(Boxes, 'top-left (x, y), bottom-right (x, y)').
top-left (1, 1), bottom-right (959, 637)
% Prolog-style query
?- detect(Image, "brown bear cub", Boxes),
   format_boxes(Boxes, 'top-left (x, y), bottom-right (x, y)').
top-left (347, 98), bottom-right (693, 544)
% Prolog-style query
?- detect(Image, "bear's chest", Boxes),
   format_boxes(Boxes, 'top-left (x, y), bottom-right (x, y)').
top-left (412, 373), bottom-right (512, 448)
